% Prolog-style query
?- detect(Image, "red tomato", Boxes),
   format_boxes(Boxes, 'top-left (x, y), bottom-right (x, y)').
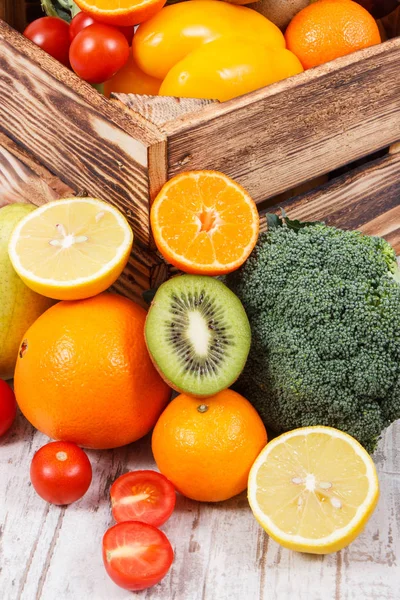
top-left (23, 17), bottom-right (70, 67)
top-left (0, 379), bottom-right (17, 437)
top-left (113, 25), bottom-right (135, 46)
top-left (30, 441), bottom-right (92, 505)
top-left (69, 24), bottom-right (130, 84)
top-left (111, 470), bottom-right (176, 526)
top-left (70, 12), bottom-right (135, 45)
top-left (103, 522), bottom-right (174, 591)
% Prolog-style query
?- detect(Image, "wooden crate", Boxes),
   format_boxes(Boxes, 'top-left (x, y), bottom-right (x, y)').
top-left (0, 11), bottom-right (399, 305)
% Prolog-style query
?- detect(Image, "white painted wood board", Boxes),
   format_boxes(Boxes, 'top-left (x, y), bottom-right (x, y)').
top-left (1, 414), bottom-right (399, 600)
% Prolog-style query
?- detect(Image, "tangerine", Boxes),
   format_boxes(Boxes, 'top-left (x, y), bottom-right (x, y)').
top-left (14, 293), bottom-right (171, 449)
top-left (150, 171), bottom-right (259, 276)
top-left (152, 389), bottom-right (267, 502)
top-left (285, 0), bottom-right (381, 70)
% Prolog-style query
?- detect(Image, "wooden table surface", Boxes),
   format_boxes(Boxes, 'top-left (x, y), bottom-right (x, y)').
top-left (1, 414), bottom-right (399, 600)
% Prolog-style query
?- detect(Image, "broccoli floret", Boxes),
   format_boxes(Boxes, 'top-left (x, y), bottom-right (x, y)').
top-left (226, 221), bottom-right (400, 454)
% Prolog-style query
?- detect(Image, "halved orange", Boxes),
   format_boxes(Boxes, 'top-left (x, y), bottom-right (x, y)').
top-left (151, 171), bottom-right (259, 276)
top-left (74, 0), bottom-right (167, 26)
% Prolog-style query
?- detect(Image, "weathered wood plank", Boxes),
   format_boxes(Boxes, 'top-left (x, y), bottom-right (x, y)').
top-left (0, 137), bottom-right (167, 306)
top-left (165, 38), bottom-right (400, 206)
top-left (113, 95), bottom-right (219, 209)
top-left (0, 135), bottom-right (73, 205)
top-left (0, 21), bottom-right (158, 146)
top-left (259, 150), bottom-right (400, 254)
top-left (0, 20), bottom-right (167, 247)
top-left (0, 0), bottom-right (27, 31)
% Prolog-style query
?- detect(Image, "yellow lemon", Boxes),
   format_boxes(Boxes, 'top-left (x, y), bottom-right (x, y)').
top-left (8, 198), bottom-right (133, 301)
top-left (248, 426), bottom-right (379, 554)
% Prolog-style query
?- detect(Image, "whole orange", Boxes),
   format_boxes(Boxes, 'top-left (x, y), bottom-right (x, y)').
top-left (152, 390), bottom-right (267, 502)
top-left (14, 294), bottom-right (170, 449)
top-left (285, 0), bottom-right (381, 70)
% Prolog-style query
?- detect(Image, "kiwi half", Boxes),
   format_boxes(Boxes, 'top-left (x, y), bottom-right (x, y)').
top-left (145, 275), bottom-right (251, 397)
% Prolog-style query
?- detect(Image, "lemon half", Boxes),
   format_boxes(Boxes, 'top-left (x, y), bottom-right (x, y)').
top-left (8, 198), bottom-right (133, 301)
top-left (248, 426), bottom-right (379, 554)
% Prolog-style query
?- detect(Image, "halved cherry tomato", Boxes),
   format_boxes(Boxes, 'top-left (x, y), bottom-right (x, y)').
top-left (103, 522), bottom-right (174, 591)
top-left (69, 24), bottom-right (130, 84)
top-left (0, 379), bottom-right (17, 437)
top-left (30, 441), bottom-right (92, 505)
top-left (111, 470), bottom-right (176, 526)
top-left (23, 17), bottom-right (71, 67)
top-left (69, 12), bottom-right (135, 45)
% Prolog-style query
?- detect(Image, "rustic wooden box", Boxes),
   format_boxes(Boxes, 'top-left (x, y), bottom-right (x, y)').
top-left (0, 8), bottom-right (399, 305)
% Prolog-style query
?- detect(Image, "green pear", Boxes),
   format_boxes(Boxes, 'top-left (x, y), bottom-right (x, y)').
top-left (0, 204), bottom-right (54, 380)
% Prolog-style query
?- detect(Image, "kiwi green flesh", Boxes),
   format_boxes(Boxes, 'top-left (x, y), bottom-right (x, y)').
top-left (145, 275), bottom-right (251, 397)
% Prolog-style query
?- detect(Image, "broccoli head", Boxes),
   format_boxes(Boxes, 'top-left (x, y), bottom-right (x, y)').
top-left (226, 217), bottom-right (400, 453)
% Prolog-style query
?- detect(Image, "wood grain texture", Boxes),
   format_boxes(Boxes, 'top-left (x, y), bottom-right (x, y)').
top-left (114, 95), bottom-right (219, 211)
top-left (0, 0), bottom-right (27, 31)
top-left (259, 150), bottom-right (400, 254)
top-left (0, 137), bottom-right (167, 307)
top-left (1, 416), bottom-right (399, 600)
top-left (0, 132), bottom-right (74, 204)
top-left (0, 20), bottom-right (165, 247)
top-left (165, 38), bottom-right (400, 206)
top-left (0, 21), bottom-right (158, 147)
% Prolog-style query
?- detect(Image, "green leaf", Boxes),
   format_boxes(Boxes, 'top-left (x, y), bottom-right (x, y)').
top-left (280, 208), bottom-right (324, 233)
top-left (265, 213), bottom-right (283, 230)
top-left (265, 210), bottom-right (323, 233)
top-left (41, 0), bottom-right (80, 21)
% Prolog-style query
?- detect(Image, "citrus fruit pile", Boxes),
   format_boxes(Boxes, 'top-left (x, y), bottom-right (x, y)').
top-left (141, 169), bottom-right (380, 558)
top-left (0, 195), bottom-right (175, 590)
top-left (144, 171), bottom-right (268, 505)
top-left (23, 0), bottom-right (385, 101)
top-left (0, 166), bottom-right (383, 592)
top-left (3, 197), bottom-right (170, 452)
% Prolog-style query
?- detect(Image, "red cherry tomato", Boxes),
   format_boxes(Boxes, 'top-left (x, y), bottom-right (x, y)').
top-left (103, 522), bottom-right (174, 591)
top-left (69, 12), bottom-right (95, 41)
top-left (30, 441), bottom-right (92, 505)
top-left (69, 24), bottom-right (130, 84)
top-left (114, 25), bottom-right (135, 46)
top-left (23, 17), bottom-right (70, 67)
top-left (70, 12), bottom-right (135, 45)
top-left (0, 379), bottom-right (17, 437)
top-left (111, 470), bottom-right (176, 527)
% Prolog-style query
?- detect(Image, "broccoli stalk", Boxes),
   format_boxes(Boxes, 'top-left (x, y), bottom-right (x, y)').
top-left (226, 214), bottom-right (400, 454)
